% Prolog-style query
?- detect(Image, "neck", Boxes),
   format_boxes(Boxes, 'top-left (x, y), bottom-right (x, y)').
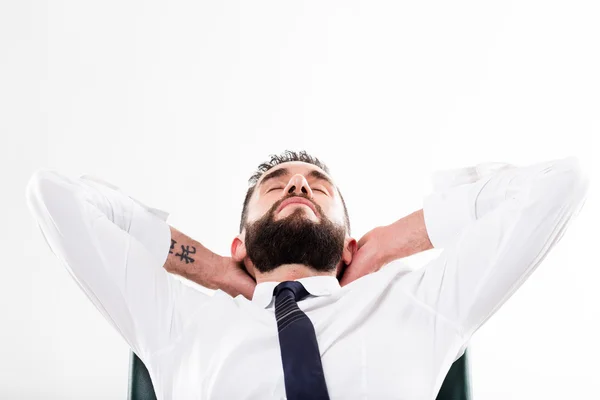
top-left (254, 263), bottom-right (338, 284)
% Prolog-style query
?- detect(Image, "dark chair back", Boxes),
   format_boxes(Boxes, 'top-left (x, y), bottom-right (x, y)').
top-left (128, 349), bottom-right (471, 399)
top-left (436, 349), bottom-right (472, 400)
top-left (128, 352), bottom-right (157, 400)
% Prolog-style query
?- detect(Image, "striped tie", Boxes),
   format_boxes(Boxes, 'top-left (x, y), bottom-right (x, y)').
top-left (273, 281), bottom-right (330, 400)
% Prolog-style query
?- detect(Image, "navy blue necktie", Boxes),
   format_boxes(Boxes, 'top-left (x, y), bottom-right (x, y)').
top-left (273, 281), bottom-right (330, 400)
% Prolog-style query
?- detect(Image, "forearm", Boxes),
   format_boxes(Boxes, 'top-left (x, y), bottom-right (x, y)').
top-left (383, 209), bottom-right (434, 262)
top-left (165, 225), bottom-right (222, 290)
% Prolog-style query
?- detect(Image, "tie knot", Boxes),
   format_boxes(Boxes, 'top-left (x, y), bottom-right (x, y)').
top-left (273, 281), bottom-right (310, 302)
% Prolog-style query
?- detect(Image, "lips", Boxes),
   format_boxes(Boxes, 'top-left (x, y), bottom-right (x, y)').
top-left (277, 197), bottom-right (318, 215)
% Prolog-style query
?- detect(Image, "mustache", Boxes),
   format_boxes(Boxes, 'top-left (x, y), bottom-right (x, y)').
top-left (275, 194), bottom-right (316, 209)
top-left (273, 195), bottom-right (320, 216)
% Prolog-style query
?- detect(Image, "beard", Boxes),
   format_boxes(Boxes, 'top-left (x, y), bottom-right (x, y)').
top-left (244, 198), bottom-right (347, 274)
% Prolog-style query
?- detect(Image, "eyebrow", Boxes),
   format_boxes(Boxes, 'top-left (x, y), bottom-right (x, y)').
top-left (257, 167), bottom-right (335, 189)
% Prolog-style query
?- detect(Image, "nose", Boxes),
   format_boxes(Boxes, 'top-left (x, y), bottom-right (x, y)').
top-left (283, 174), bottom-right (314, 198)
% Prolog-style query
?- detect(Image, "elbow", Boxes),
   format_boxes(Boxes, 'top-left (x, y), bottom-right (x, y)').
top-left (538, 156), bottom-right (590, 209)
top-left (559, 156), bottom-right (590, 201)
top-left (25, 169), bottom-right (71, 220)
top-left (26, 169), bottom-right (58, 207)
top-left (26, 169), bottom-right (52, 209)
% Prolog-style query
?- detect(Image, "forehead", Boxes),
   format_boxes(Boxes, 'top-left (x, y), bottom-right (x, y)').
top-left (256, 161), bottom-right (334, 187)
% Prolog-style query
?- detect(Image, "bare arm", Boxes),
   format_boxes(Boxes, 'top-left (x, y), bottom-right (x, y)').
top-left (165, 226), bottom-right (257, 299)
top-left (381, 209), bottom-right (434, 264)
top-left (338, 208), bottom-right (434, 286)
top-left (164, 226), bottom-right (223, 290)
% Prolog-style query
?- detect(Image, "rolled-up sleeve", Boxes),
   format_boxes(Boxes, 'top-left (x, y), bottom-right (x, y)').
top-left (25, 169), bottom-right (210, 361)
top-left (405, 156), bottom-right (590, 339)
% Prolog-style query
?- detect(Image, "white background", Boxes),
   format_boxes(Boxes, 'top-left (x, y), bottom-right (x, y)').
top-left (1, 0), bottom-right (598, 399)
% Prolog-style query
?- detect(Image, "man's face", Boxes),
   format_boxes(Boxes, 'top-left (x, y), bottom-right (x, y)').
top-left (241, 161), bottom-right (349, 274)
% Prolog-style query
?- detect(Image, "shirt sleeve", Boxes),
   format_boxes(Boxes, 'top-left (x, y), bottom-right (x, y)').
top-left (403, 156), bottom-right (590, 339)
top-left (25, 169), bottom-right (211, 361)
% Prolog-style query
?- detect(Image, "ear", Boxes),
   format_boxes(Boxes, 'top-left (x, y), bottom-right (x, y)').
top-left (336, 236), bottom-right (357, 281)
top-left (342, 236), bottom-right (357, 266)
top-left (231, 234), bottom-right (247, 263)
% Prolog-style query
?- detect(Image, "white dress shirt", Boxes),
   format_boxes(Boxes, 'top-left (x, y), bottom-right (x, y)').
top-left (25, 156), bottom-right (589, 400)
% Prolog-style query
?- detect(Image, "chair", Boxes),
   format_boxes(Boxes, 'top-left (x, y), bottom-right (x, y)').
top-left (436, 349), bottom-right (472, 400)
top-left (128, 349), bottom-right (471, 399)
top-left (128, 351), bottom-right (157, 400)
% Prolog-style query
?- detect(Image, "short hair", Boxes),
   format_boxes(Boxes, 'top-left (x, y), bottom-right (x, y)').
top-left (239, 150), bottom-right (351, 235)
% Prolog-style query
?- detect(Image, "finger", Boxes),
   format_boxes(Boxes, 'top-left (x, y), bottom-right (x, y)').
top-left (357, 231), bottom-right (373, 249)
top-left (340, 275), bottom-right (358, 287)
top-left (236, 274), bottom-right (257, 300)
top-left (357, 236), bottom-right (367, 249)
top-left (220, 271), bottom-right (254, 300)
top-left (339, 270), bottom-right (359, 287)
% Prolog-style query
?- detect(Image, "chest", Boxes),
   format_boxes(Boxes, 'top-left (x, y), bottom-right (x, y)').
top-left (154, 299), bottom-right (456, 399)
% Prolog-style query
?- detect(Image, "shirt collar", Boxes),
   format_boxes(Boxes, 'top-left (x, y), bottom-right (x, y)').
top-left (251, 275), bottom-right (341, 309)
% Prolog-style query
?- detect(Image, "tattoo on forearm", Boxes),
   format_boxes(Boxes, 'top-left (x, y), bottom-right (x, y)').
top-left (169, 238), bottom-right (196, 264)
